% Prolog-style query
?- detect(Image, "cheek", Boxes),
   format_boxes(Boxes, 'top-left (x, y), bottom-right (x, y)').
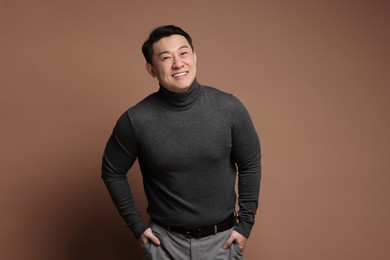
top-left (159, 65), bottom-right (171, 76)
top-left (189, 58), bottom-right (197, 67)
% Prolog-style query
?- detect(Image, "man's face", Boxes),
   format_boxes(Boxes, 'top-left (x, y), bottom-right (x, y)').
top-left (146, 34), bottom-right (197, 93)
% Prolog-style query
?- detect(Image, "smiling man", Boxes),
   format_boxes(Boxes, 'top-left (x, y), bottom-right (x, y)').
top-left (145, 34), bottom-right (197, 93)
top-left (101, 25), bottom-right (261, 260)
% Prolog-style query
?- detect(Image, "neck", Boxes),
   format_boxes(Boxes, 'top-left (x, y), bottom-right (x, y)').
top-left (157, 81), bottom-right (201, 111)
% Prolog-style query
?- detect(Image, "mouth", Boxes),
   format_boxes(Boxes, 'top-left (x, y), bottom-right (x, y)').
top-left (172, 71), bottom-right (188, 78)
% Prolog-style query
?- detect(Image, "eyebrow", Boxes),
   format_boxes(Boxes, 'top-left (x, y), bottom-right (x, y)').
top-left (157, 45), bottom-right (189, 58)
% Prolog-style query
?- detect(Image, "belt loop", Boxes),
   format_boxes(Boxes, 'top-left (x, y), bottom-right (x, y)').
top-left (214, 225), bottom-right (217, 235)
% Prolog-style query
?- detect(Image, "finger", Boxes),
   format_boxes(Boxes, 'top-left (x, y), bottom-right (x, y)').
top-left (139, 228), bottom-right (161, 246)
top-left (223, 235), bottom-right (235, 249)
top-left (148, 233), bottom-right (161, 246)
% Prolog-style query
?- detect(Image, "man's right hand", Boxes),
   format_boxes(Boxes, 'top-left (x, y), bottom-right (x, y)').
top-left (138, 228), bottom-right (161, 248)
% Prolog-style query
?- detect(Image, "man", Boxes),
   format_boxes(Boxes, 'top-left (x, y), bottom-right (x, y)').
top-left (101, 25), bottom-right (261, 259)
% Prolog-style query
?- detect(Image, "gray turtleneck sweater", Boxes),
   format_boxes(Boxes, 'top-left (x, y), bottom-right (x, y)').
top-left (101, 81), bottom-right (261, 239)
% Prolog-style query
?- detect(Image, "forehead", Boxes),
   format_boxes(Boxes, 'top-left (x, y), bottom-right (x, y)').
top-left (152, 34), bottom-right (190, 54)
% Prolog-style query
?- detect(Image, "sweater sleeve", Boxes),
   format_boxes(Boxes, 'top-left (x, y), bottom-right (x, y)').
top-left (230, 96), bottom-right (261, 238)
top-left (101, 111), bottom-right (148, 239)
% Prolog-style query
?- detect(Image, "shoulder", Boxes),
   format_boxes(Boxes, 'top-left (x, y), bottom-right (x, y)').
top-left (202, 85), bottom-right (234, 107)
top-left (203, 85), bottom-right (232, 99)
top-left (124, 92), bottom-right (159, 115)
top-left (131, 91), bottom-right (159, 110)
top-left (202, 85), bottom-right (245, 110)
top-left (113, 92), bottom-right (160, 127)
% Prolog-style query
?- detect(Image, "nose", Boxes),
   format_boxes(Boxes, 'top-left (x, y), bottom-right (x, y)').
top-left (172, 56), bottom-right (184, 69)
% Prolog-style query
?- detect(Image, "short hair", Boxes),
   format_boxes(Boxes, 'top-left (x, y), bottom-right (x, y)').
top-left (142, 25), bottom-right (194, 65)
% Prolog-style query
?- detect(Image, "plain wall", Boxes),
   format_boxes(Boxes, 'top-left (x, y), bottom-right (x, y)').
top-left (1, 0), bottom-right (389, 259)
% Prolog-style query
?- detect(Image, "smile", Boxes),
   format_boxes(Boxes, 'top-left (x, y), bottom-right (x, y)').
top-left (172, 71), bottom-right (188, 78)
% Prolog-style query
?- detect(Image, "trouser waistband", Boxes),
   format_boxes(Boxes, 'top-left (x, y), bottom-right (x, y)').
top-left (153, 214), bottom-right (235, 239)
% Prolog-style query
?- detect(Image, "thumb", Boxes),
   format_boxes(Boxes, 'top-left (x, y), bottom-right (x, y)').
top-left (223, 235), bottom-right (234, 249)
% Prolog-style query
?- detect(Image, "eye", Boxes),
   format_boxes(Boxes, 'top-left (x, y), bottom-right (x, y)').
top-left (161, 56), bottom-right (171, 61)
top-left (180, 51), bottom-right (188, 56)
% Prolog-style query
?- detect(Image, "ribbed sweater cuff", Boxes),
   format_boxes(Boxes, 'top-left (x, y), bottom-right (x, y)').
top-left (234, 220), bottom-right (254, 238)
top-left (130, 222), bottom-right (149, 240)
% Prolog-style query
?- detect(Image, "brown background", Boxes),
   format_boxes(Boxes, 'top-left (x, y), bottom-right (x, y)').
top-left (1, 0), bottom-right (389, 259)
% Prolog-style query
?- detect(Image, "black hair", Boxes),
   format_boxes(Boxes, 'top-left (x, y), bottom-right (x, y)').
top-left (142, 25), bottom-right (194, 65)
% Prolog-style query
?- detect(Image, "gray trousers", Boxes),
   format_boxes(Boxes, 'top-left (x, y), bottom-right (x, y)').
top-left (143, 221), bottom-right (244, 260)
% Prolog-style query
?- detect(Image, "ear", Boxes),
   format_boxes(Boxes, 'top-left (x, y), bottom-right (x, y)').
top-left (145, 63), bottom-right (156, 77)
top-left (193, 51), bottom-right (197, 65)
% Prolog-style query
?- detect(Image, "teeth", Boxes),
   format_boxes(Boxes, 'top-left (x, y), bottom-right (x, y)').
top-left (173, 72), bottom-right (187, 77)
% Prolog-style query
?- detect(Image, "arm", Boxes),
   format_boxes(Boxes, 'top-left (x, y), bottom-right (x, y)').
top-left (230, 96), bottom-right (261, 239)
top-left (101, 111), bottom-right (148, 239)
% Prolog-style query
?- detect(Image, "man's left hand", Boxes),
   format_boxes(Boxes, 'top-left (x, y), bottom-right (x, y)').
top-left (223, 230), bottom-right (247, 252)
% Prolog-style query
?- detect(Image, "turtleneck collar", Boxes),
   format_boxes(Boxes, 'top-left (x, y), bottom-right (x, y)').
top-left (157, 81), bottom-right (201, 111)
